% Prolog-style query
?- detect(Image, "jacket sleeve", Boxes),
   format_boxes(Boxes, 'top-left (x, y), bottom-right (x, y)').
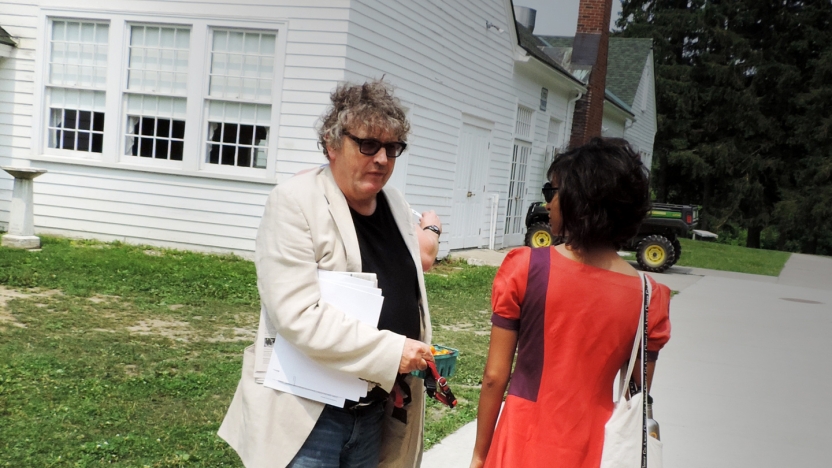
top-left (254, 185), bottom-right (405, 392)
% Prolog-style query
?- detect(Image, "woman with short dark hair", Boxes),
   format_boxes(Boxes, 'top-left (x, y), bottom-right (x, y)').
top-left (470, 138), bottom-right (672, 468)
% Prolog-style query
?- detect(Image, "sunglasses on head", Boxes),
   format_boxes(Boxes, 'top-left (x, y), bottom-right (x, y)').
top-left (542, 182), bottom-right (559, 203)
top-left (344, 132), bottom-right (407, 158)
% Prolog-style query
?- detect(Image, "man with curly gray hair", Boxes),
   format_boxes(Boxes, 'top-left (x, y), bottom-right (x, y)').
top-left (219, 79), bottom-right (441, 468)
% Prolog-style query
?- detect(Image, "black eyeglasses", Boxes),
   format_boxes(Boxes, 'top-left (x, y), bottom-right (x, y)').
top-left (542, 182), bottom-right (559, 203)
top-left (344, 132), bottom-right (407, 158)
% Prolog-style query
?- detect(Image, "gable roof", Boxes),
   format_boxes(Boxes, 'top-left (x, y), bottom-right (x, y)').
top-left (538, 35), bottom-right (652, 107)
top-left (0, 26), bottom-right (16, 47)
top-left (514, 22), bottom-right (584, 87)
top-left (606, 38), bottom-right (653, 106)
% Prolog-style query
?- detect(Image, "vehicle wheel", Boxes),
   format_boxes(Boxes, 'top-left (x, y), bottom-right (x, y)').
top-left (525, 223), bottom-right (554, 248)
top-left (668, 237), bottom-right (682, 267)
top-left (636, 235), bottom-right (675, 273)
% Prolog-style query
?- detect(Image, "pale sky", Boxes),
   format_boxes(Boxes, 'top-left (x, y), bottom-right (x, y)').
top-left (514, 0), bottom-right (624, 36)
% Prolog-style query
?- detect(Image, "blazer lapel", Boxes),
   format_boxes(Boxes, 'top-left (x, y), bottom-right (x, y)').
top-left (319, 166), bottom-right (362, 272)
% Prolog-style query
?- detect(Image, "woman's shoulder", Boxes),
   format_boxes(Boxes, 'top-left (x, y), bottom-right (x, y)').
top-left (646, 275), bottom-right (671, 294)
top-left (500, 246), bottom-right (534, 269)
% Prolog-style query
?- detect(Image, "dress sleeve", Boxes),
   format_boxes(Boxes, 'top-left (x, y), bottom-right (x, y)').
top-left (646, 276), bottom-right (671, 360)
top-left (490, 247), bottom-right (531, 331)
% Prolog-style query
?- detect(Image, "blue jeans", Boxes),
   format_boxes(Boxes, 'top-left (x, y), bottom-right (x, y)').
top-left (287, 402), bottom-right (386, 468)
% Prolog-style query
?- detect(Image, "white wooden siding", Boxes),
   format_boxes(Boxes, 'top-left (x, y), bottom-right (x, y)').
top-left (624, 51), bottom-right (657, 170)
top-left (602, 111), bottom-right (627, 139)
top-left (343, 0), bottom-right (579, 252)
top-left (510, 67), bottom-right (573, 248)
top-left (0, 169), bottom-right (11, 230)
top-left (0, 0), bottom-right (351, 253)
top-left (1, 0), bottom-right (584, 255)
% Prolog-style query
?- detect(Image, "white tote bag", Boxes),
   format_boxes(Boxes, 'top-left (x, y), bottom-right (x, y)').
top-left (600, 272), bottom-right (663, 468)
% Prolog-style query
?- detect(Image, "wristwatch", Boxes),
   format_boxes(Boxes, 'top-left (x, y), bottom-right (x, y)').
top-left (423, 225), bottom-right (441, 236)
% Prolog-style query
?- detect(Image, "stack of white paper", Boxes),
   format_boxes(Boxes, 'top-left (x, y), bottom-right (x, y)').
top-left (260, 270), bottom-right (384, 406)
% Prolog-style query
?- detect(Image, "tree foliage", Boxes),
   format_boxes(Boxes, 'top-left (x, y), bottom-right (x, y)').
top-left (617, 0), bottom-right (832, 254)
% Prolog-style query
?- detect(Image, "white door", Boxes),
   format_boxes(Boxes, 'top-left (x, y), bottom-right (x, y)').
top-left (504, 142), bottom-right (531, 246)
top-left (449, 123), bottom-right (491, 250)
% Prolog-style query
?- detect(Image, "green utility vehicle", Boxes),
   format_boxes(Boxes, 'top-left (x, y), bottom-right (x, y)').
top-left (524, 202), bottom-right (699, 273)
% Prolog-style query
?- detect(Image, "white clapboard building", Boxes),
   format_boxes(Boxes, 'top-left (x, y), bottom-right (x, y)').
top-left (0, 1), bottom-right (655, 257)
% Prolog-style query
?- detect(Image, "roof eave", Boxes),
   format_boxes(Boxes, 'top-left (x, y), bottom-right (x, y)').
top-left (605, 90), bottom-right (635, 118)
top-left (505, 0), bottom-right (585, 89)
top-left (0, 26), bottom-right (16, 48)
top-left (517, 44), bottom-right (587, 88)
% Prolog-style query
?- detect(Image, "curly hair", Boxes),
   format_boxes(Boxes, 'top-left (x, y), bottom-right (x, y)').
top-left (317, 79), bottom-right (410, 159)
top-left (546, 137), bottom-right (651, 251)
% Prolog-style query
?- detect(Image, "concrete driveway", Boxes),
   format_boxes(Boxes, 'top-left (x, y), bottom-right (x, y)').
top-left (424, 249), bottom-right (832, 467)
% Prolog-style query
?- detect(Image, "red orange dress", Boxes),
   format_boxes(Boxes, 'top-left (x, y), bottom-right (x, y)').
top-left (484, 247), bottom-right (671, 468)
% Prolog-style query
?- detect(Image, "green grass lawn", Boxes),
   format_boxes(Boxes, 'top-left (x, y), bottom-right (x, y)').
top-left (674, 238), bottom-right (791, 276)
top-left (0, 237), bottom-right (496, 466)
top-left (1, 234), bottom-right (791, 466)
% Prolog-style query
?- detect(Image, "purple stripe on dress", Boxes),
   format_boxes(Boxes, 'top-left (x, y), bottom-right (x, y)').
top-left (491, 313), bottom-right (520, 331)
top-left (508, 247), bottom-right (550, 402)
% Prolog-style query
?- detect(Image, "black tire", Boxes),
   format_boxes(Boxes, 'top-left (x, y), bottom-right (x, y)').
top-left (668, 237), bottom-right (682, 267)
top-left (525, 222), bottom-right (554, 248)
top-left (636, 235), bottom-right (675, 273)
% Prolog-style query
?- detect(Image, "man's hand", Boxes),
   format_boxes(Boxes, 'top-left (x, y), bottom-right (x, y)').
top-left (419, 210), bottom-right (441, 233)
top-left (399, 338), bottom-right (434, 374)
top-left (416, 210), bottom-right (441, 272)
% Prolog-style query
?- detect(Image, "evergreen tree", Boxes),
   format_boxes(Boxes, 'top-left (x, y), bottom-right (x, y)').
top-left (617, 0), bottom-right (832, 252)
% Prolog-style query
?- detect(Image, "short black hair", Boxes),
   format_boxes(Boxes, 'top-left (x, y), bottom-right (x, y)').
top-left (546, 137), bottom-right (650, 251)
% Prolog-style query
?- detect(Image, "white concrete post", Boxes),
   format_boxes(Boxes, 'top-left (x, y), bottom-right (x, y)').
top-left (1, 166), bottom-right (48, 249)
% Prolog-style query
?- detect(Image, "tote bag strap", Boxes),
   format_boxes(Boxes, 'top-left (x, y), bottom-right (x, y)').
top-left (616, 272), bottom-right (652, 401)
top-left (639, 273), bottom-right (651, 468)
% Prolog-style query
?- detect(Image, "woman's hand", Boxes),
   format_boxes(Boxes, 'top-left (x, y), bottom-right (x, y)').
top-left (469, 454), bottom-right (486, 468)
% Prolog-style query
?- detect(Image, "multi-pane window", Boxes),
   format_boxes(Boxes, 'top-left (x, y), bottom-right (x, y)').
top-left (124, 25), bottom-right (190, 161)
top-left (545, 118), bottom-right (561, 169)
top-left (48, 89), bottom-right (105, 152)
top-left (206, 29), bottom-right (275, 169)
top-left (127, 25), bottom-right (190, 94)
top-left (125, 95), bottom-right (186, 160)
top-left (41, 16), bottom-right (282, 176)
top-left (514, 106), bottom-right (533, 140)
top-left (206, 102), bottom-right (269, 168)
top-left (505, 143), bottom-right (531, 235)
top-left (47, 20), bottom-right (109, 153)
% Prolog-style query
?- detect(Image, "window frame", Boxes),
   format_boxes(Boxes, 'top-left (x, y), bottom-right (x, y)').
top-left (119, 21), bottom-right (193, 170)
top-left (513, 104), bottom-right (534, 143)
top-left (33, 9), bottom-right (287, 182)
top-left (41, 17), bottom-right (113, 161)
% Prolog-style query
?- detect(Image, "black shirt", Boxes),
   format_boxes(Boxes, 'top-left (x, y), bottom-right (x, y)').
top-left (350, 192), bottom-right (421, 341)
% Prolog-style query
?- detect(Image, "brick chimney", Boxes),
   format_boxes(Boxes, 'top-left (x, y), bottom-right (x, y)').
top-left (568, 0), bottom-right (614, 148)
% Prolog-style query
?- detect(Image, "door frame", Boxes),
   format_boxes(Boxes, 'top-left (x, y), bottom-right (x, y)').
top-left (449, 115), bottom-right (493, 250)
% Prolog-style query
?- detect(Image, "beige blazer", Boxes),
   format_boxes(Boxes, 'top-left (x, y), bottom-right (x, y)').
top-left (218, 166), bottom-right (432, 468)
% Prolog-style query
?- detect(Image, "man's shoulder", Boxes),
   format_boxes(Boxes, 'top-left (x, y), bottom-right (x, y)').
top-left (275, 166), bottom-right (328, 197)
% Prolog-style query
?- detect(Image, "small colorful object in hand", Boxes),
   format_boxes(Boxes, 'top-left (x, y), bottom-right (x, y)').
top-left (413, 344), bottom-right (458, 379)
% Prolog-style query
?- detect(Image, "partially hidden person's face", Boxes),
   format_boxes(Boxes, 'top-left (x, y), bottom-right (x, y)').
top-left (327, 126), bottom-right (397, 206)
top-left (546, 177), bottom-right (563, 235)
